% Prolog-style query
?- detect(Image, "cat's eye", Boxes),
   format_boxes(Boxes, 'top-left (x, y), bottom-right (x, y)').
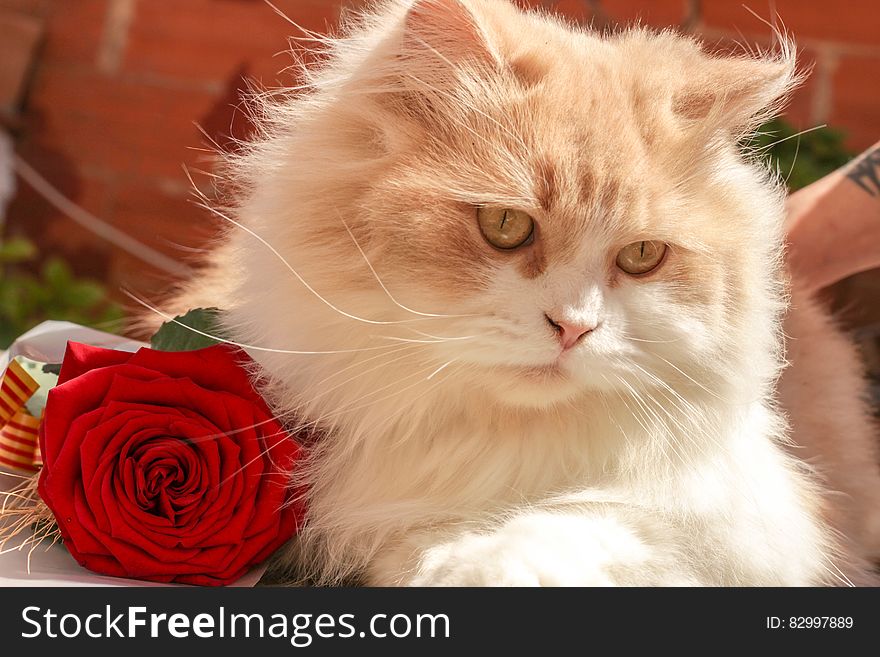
top-left (616, 241), bottom-right (668, 276)
top-left (477, 207), bottom-right (535, 250)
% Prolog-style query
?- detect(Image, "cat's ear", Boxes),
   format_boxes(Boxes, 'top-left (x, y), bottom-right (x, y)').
top-left (672, 49), bottom-right (799, 131)
top-left (402, 0), bottom-right (498, 68)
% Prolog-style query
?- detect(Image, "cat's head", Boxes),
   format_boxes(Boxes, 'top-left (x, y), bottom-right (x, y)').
top-left (228, 0), bottom-right (798, 413)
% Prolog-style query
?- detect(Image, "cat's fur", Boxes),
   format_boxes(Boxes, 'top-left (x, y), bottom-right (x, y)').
top-left (171, 0), bottom-right (880, 585)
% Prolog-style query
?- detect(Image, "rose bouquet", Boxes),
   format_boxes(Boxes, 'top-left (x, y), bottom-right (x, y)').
top-left (0, 311), bottom-right (304, 586)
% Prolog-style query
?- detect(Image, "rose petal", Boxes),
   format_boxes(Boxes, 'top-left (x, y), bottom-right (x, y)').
top-left (38, 341), bottom-right (305, 585)
top-left (57, 342), bottom-right (135, 385)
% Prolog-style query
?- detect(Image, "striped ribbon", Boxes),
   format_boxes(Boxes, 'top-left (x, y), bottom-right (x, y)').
top-left (0, 360), bottom-right (42, 473)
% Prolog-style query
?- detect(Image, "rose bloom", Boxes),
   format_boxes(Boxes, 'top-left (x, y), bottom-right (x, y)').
top-left (37, 342), bottom-right (303, 585)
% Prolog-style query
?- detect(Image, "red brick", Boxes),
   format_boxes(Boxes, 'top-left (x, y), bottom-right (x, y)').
top-left (0, 0), bottom-right (52, 18)
top-left (5, 155), bottom-right (115, 280)
top-left (547, 0), bottom-right (595, 24)
top-left (782, 48), bottom-right (819, 127)
top-left (41, 0), bottom-right (108, 66)
top-left (122, 0), bottom-right (346, 83)
top-left (106, 249), bottom-right (181, 303)
top-left (104, 182), bottom-right (223, 296)
top-left (109, 181), bottom-right (219, 255)
top-left (598, 0), bottom-right (692, 27)
top-left (42, 177), bottom-right (114, 258)
top-left (0, 10), bottom-right (43, 112)
top-left (829, 54), bottom-right (880, 151)
top-left (701, 0), bottom-right (880, 47)
top-left (24, 64), bottom-right (221, 180)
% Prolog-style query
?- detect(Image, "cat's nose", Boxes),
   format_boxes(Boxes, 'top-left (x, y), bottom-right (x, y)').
top-left (545, 313), bottom-right (596, 350)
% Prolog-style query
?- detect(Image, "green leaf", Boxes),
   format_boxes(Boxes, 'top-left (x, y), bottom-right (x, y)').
top-left (150, 308), bottom-right (225, 352)
top-left (0, 245), bottom-right (126, 349)
top-left (0, 238), bottom-right (38, 264)
top-left (65, 281), bottom-right (105, 308)
top-left (42, 258), bottom-right (72, 290)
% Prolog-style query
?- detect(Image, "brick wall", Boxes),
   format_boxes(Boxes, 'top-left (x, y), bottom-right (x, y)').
top-left (2, 0), bottom-right (878, 300)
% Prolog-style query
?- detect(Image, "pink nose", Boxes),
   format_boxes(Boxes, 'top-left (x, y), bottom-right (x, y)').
top-left (545, 314), bottom-right (595, 350)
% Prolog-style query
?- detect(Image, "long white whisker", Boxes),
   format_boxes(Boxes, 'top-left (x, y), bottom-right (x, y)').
top-left (652, 354), bottom-right (726, 401)
top-left (193, 202), bottom-right (438, 326)
top-left (291, 359), bottom-right (453, 435)
top-left (183, 171), bottom-right (459, 328)
top-left (376, 334), bottom-right (476, 344)
top-left (752, 124), bottom-right (827, 153)
top-left (338, 214), bottom-right (475, 320)
top-left (621, 331), bottom-right (682, 345)
top-left (185, 344), bottom-right (432, 445)
top-left (125, 291), bottom-right (414, 355)
top-left (427, 359), bottom-right (456, 380)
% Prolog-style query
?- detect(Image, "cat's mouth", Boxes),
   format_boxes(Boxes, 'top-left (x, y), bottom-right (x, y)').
top-left (485, 361), bottom-right (580, 408)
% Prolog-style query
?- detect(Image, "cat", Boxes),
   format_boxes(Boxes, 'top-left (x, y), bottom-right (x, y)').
top-left (168, 0), bottom-right (880, 585)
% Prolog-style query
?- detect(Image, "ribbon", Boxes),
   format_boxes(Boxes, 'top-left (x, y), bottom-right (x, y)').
top-left (0, 359), bottom-right (41, 473)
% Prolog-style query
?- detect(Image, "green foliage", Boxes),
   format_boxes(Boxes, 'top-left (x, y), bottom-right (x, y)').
top-left (751, 118), bottom-right (853, 191)
top-left (150, 308), bottom-right (223, 352)
top-left (0, 237), bottom-right (124, 349)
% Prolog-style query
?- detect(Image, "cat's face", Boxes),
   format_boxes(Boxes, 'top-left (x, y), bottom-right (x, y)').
top-left (237, 0), bottom-right (795, 411)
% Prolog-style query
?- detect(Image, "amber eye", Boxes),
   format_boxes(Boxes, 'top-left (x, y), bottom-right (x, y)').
top-left (477, 207), bottom-right (535, 250)
top-left (616, 241), bottom-right (668, 276)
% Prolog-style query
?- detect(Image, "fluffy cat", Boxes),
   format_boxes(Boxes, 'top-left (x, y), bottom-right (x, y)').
top-left (170, 0), bottom-right (880, 585)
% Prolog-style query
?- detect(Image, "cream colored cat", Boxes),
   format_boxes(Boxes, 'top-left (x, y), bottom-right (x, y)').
top-left (170, 0), bottom-right (880, 585)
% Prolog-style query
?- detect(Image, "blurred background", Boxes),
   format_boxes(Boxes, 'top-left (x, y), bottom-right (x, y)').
top-left (0, 0), bottom-right (878, 365)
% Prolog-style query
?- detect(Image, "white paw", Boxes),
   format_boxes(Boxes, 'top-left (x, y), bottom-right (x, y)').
top-left (408, 512), bottom-right (654, 586)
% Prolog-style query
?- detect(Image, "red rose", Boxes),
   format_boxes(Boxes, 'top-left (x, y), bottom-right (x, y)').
top-left (37, 342), bottom-right (303, 586)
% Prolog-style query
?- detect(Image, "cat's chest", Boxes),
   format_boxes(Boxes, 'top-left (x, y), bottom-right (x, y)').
top-left (385, 398), bottom-right (780, 507)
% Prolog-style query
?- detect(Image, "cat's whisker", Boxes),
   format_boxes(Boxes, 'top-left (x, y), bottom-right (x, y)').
top-left (627, 361), bottom-right (804, 539)
top-left (622, 365), bottom-right (707, 436)
top-left (611, 386), bottom-right (682, 471)
top-left (125, 290), bottom-right (418, 355)
top-left (825, 552), bottom-right (856, 588)
top-left (625, 361), bottom-right (702, 414)
top-left (376, 334), bottom-right (477, 344)
top-left (818, 559), bottom-right (854, 588)
top-left (291, 358), bottom-right (459, 436)
top-left (338, 213), bottom-right (477, 320)
top-left (611, 373), bottom-right (692, 468)
top-left (621, 332), bottom-right (682, 345)
top-left (632, 383), bottom-right (701, 462)
top-left (293, 343), bottom-right (442, 417)
top-left (184, 344), bottom-right (439, 447)
top-left (303, 342), bottom-right (422, 391)
top-left (783, 132), bottom-right (802, 186)
top-left (651, 354), bottom-right (726, 402)
top-left (191, 198), bottom-right (463, 327)
top-left (371, 365), bottom-right (466, 452)
top-left (426, 359), bottom-right (457, 380)
top-left (173, 340), bottom-right (454, 457)
top-left (215, 430), bottom-right (293, 488)
top-left (749, 124), bottom-right (828, 154)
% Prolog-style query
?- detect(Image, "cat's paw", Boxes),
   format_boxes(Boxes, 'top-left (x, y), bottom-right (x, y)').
top-left (407, 512), bottom-right (656, 586)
